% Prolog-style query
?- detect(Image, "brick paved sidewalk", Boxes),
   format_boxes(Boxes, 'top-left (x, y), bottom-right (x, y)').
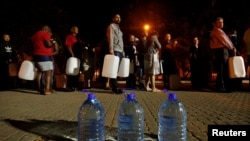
top-left (0, 85), bottom-right (249, 141)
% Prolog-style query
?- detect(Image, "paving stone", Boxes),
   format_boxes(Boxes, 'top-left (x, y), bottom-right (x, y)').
top-left (0, 85), bottom-right (249, 141)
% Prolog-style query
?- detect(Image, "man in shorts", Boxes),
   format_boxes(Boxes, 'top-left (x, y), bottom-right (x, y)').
top-left (32, 25), bottom-right (56, 95)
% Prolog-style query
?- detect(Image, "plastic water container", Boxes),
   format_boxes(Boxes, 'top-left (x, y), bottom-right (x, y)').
top-left (228, 56), bottom-right (246, 78)
top-left (78, 92), bottom-right (105, 141)
top-left (102, 54), bottom-right (119, 78)
top-left (158, 93), bottom-right (187, 141)
top-left (66, 57), bottom-right (80, 76)
top-left (118, 92), bottom-right (144, 141)
top-left (117, 57), bottom-right (130, 77)
top-left (18, 60), bottom-right (37, 80)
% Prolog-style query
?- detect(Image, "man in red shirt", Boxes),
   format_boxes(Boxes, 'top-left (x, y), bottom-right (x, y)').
top-left (210, 17), bottom-right (235, 92)
top-left (64, 26), bottom-right (82, 91)
top-left (32, 25), bottom-right (56, 95)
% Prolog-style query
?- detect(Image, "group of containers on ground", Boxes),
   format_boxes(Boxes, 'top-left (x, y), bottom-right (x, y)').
top-left (77, 89), bottom-right (187, 141)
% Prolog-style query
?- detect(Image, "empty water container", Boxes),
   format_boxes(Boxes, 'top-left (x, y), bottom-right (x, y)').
top-left (18, 60), bottom-right (37, 80)
top-left (66, 57), bottom-right (80, 76)
top-left (102, 54), bottom-right (120, 78)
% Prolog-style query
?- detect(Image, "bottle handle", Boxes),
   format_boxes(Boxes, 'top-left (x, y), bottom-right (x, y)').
top-left (122, 87), bottom-right (135, 98)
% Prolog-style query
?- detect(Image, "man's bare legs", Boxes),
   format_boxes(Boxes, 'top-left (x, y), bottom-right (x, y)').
top-left (37, 70), bottom-right (52, 95)
top-left (44, 70), bottom-right (52, 95)
top-left (106, 78), bottom-right (110, 88)
top-left (37, 71), bottom-right (42, 93)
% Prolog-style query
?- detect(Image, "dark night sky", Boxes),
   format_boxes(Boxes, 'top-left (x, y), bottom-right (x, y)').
top-left (1, 0), bottom-right (130, 43)
top-left (1, 0), bottom-right (250, 46)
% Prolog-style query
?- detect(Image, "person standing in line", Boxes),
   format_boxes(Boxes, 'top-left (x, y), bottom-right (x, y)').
top-left (81, 42), bottom-right (95, 89)
top-left (41, 31), bottom-right (59, 92)
top-left (210, 17), bottom-right (235, 92)
top-left (106, 13), bottom-right (124, 94)
top-left (144, 29), bottom-right (161, 92)
top-left (243, 25), bottom-right (250, 89)
top-left (50, 32), bottom-right (60, 86)
top-left (32, 25), bottom-right (55, 95)
top-left (0, 33), bottom-right (18, 90)
top-left (64, 26), bottom-right (83, 91)
top-left (99, 38), bottom-right (111, 90)
top-left (160, 33), bottom-right (178, 89)
top-left (124, 34), bottom-right (140, 89)
top-left (189, 36), bottom-right (201, 90)
top-left (228, 29), bottom-right (243, 91)
top-left (228, 29), bottom-right (240, 51)
top-left (136, 30), bottom-right (149, 89)
top-left (191, 36), bottom-right (212, 91)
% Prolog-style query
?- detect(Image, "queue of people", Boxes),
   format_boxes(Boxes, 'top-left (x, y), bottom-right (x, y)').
top-left (1, 15), bottom-right (250, 94)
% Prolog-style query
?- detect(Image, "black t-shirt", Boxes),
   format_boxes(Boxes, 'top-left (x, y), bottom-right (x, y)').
top-left (0, 41), bottom-right (18, 64)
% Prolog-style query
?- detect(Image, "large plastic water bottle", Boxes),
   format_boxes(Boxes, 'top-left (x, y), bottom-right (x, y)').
top-left (78, 92), bottom-right (105, 141)
top-left (118, 92), bottom-right (144, 141)
top-left (158, 92), bottom-right (187, 141)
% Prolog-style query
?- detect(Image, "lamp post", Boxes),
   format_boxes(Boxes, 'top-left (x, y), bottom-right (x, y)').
top-left (144, 24), bottom-right (150, 32)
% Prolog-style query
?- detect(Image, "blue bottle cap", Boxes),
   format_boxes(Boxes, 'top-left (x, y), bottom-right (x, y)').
top-left (168, 93), bottom-right (177, 100)
top-left (87, 93), bottom-right (96, 100)
top-left (127, 93), bottom-right (135, 100)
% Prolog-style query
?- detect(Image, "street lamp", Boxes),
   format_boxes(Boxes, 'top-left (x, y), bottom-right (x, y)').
top-left (144, 24), bottom-right (150, 32)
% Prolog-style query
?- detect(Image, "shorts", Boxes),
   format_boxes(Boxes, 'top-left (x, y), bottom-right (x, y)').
top-left (33, 55), bottom-right (53, 71)
top-left (36, 61), bottom-right (53, 71)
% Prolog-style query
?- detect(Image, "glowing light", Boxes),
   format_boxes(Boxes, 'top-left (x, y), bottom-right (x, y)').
top-left (144, 24), bottom-right (150, 31)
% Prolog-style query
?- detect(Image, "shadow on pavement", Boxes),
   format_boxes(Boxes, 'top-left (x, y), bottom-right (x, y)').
top-left (4, 119), bottom-right (158, 141)
top-left (5, 119), bottom-right (77, 141)
top-left (10, 89), bottom-right (39, 95)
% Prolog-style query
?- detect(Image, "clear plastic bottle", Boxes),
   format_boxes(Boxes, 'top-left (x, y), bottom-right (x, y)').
top-left (78, 93), bottom-right (105, 141)
top-left (158, 93), bottom-right (187, 141)
top-left (118, 93), bottom-right (144, 141)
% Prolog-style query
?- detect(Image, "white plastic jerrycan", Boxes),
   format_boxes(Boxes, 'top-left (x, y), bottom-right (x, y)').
top-left (117, 57), bottom-right (130, 77)
top-left (18, 60), bottom-right (37, 80)
top-left (102, 54), bottom-right (120, 78)
top-left (66, 57), bottom-right (80, 76)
